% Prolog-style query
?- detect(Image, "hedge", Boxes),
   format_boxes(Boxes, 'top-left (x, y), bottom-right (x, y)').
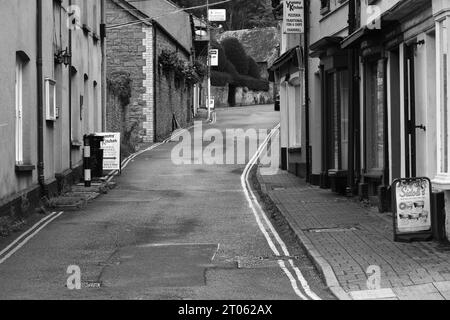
top-left (211, 71), bottom-right (232, 87)
top-left (232, 75), bottom-right (270, 92)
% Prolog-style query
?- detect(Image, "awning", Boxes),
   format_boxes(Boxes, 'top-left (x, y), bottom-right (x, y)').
top-left (269, 46), bottom-right (302, 72)
top-left (309, 36), bottom-right (343, 58)
top-left (340, 27), bottom-right (379, 49)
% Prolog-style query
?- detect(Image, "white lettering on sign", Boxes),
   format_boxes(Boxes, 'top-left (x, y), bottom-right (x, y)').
top-left (283, 0), bottom-right (304, 34)
top-left (96, 132), bottom-right (121, 171)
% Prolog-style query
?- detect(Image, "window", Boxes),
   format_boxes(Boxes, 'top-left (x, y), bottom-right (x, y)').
top-left (45, 78), bottom-right (57, 121)
top-left (436, 18), bottom-right (450, 179)
top-left (365, 59), bottom-right (385, 171)
top-left (15, 59), bottom-right (24, 164)
top-left (320, 0), bottom-right (330, 15)
top-left (328, 70), bottom-right (349, 170)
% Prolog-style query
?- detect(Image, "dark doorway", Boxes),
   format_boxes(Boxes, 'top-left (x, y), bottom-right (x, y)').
top-left (228, 85), bottom-right (236, 107)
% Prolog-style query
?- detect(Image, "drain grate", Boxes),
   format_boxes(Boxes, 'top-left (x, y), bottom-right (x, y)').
top-left (306, 226), bottom-right (359, 233)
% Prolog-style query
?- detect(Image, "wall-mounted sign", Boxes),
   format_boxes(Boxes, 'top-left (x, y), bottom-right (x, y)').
top-left (391, 177), bottom-right (433, 242)
top-left (96, 132), bottom-right (121, 171)
top-left (283, 0), bottom-right (304, 34)
top-left (208, 9), bottom-right (226, 22)
top-left (210, 49), bottom-right (219, 67)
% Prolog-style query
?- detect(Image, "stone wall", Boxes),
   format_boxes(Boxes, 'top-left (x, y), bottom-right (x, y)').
top-left (106, 0), bottom-right (149, 149)
top-left (154, 27), bottom-right (193, 142)
top-left (211, 83), bottom-right (274, 108)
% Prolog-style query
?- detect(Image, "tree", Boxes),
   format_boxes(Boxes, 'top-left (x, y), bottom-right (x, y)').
top-left (221, 37), bottom-right (249, 75)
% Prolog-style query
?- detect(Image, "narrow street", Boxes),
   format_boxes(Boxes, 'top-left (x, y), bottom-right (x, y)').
top-left (0, 105), bottom-right (331, 300)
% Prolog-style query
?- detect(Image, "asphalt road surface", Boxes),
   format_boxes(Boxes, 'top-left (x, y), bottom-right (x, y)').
top-left (0, 105), bottom-right (333, 300)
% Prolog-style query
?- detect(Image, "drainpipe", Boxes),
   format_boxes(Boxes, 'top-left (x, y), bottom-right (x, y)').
top-left (304, 0), bottom-right (311, 183)
top-left (68, 0), bottom-right (73, 169)
top-left (37, 0), bottom-right (45, 188)
top-left (101, 0), bottom-right (106, 132)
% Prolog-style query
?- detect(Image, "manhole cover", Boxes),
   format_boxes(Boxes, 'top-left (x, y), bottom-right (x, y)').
top-left (306, 226), bottom-right (359, 233)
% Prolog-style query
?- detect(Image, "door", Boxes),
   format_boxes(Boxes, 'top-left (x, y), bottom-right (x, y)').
top-left (404, 43), bottom-right (427, 178)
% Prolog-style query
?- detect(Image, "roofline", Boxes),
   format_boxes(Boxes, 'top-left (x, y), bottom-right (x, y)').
top-left (110, 0), bottom-right (152, 26)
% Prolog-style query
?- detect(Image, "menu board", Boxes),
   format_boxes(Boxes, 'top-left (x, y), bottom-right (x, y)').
top-left (392, 178), bottom-right (432, 242)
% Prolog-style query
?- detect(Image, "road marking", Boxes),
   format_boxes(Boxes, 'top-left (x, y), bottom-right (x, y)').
top-left (241, 124), bottom-right (321, 300)
top-left (0, 211), bottom-right (60, 258)
top-left (0, 212), bottom-right (63, 265)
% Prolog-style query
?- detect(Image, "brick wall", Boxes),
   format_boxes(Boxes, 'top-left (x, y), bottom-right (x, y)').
top-left (154, 27), bottom-right (193, 142)
top-left (106, 0), bottom-right (149, 149)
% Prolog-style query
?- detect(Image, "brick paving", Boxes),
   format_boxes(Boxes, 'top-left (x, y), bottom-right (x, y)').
top-left (258, 169), bottom-right (450, 300)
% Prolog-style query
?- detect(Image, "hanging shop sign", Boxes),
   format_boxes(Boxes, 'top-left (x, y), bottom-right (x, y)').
top-left (208, 9), bottom-right (226, 22)
top-left (391, 177), bottom-right (432, 242)
top-left (96, 132), bottom-right (121, 171)
top-left (210, 49), bottom-right (219, 67)
top-left (283, 0), bottom-right (304, 34)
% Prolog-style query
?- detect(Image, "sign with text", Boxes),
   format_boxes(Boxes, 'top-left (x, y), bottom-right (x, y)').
top-left (96, 132), bottom-right (121, 171)
top-left (210, 49), bottom-right (219, 67)
top-left (283, 0), bottom-right (304, 34)
top-left (208, 9), bottom-right (226, 22)
top-left (392, 178), bottom-right (432, 242)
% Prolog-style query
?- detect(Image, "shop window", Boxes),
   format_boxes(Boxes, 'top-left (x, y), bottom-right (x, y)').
top-left (365, 59), bottom-right (384, 172)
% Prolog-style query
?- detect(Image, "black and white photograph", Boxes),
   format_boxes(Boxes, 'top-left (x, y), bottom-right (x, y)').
top-left (1, 0), bottom-right (450, 308)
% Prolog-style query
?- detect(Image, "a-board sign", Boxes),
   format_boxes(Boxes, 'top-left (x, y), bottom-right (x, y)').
top-left (391, 177), bottom-right (432, 242)
top-left (208, 9), bottom-right (226, 22)
top-left (210, 49), bottom-right (219, 67)
top-left (283, 0), bottom-right (304, 34)
top-left (96, 132), bottom-right (121, 171)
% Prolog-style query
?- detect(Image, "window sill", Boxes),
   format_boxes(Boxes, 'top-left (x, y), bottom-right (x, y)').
top-left (288, 146), bottom-right (302, 154)
top-left (71, 140), bottom-right (83, 149)
top-left (432, 175), bottom-right (450, 191)
top-left (15, 164), bottom-right (36, 173)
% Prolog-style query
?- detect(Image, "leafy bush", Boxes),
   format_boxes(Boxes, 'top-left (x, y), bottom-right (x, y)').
top-left (107, 71), bottom-right (132, 106)
top-left (247, 57), bottom-right (261, 79)
top-left (221, 37), bottom-right (249, 75)
top-left (193, 60), bottom-right (207, 80)
top-left (211, 71), bottom-right (232, 87)
top-left (159, 49), bottom-right (179, 70)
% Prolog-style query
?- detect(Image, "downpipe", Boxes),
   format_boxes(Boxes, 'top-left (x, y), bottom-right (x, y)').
top-left (37, 0), bottom-right (45, 189)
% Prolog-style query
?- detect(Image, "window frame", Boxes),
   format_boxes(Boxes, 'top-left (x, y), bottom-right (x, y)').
top-left (435, 16), bottom-right (450, 186)
top-left (45, 78), bottom-right (57, 121)
top-left (15, 59), bottom-right (24, 164)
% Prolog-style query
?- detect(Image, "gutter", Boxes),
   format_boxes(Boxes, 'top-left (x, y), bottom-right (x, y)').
top-left (37, 0), bottom-right (45, 188)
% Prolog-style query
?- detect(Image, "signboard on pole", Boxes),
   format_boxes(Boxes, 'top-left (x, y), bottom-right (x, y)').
top-left (208, 9), bottom-right (226, 22)
top-left (283, 0), bottom-right (304, 34)
top-left (391, 177), bottom-right (433, 242)
top-left (209, 97), bottom-right (215, 110)
top-left (96, 132), bottom-right (121, 171)
top-left (210, 49), bottom-right (219, 67)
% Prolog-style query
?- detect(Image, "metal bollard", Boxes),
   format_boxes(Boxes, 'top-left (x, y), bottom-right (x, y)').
top-left (83, 135), bottom-right (91, 188)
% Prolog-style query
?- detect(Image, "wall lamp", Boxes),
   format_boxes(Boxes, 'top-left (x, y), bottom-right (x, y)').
top-left (55, 47), bottom-right (71, 67)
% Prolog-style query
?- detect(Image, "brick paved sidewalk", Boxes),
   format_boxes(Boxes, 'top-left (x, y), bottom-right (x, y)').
top-left (257, 168), bottom-right (450, 300)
